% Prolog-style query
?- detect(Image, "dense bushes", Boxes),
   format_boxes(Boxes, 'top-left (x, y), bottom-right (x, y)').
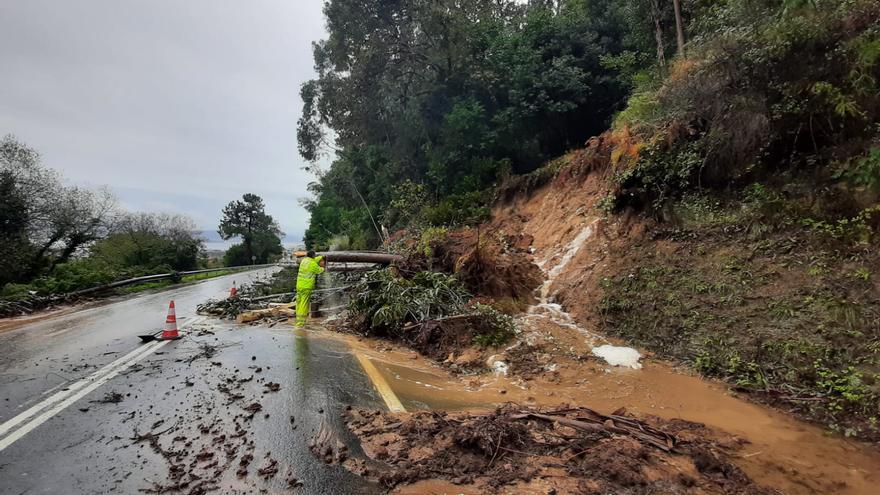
top-left (348, 269), bottom-right (515, 352)
top-left (350, 270), bottom-right (471, 336)
top-left (610, 0), bottom-right (880, 211)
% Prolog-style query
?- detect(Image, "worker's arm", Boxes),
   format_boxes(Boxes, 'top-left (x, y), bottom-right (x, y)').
top-left (316, 256), bottom-right (326, 274)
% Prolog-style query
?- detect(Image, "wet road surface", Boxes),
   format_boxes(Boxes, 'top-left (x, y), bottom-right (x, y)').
top-left (0, 269), bottom-right (385, 494)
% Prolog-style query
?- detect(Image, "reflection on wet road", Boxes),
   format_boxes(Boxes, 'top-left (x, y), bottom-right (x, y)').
top-left (0, 270), bottom-right (384, 494)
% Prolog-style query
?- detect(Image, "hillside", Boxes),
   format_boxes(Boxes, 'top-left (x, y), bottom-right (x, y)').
top-left (492, 148), bottom-right (880, 441)
top-left (302, 0), bottom-right (880, 443)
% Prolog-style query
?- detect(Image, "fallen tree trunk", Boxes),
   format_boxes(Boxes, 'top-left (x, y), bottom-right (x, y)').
top-left (236, 305), bottom-right (296, 324)
top-left (313, 251), bottom-right (403, 264)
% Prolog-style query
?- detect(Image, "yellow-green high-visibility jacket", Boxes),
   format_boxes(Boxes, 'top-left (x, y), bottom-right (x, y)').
top-left (296, 256), bottom-right (325, 291)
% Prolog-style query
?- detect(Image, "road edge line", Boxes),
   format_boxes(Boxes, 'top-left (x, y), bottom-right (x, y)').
top-left (354, 352), bottom-right (406, 413)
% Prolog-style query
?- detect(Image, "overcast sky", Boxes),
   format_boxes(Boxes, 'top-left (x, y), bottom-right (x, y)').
top-left (0, 0), bottom-right (327, 242)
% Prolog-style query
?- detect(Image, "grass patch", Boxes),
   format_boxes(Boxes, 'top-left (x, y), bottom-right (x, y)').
top-left (117, 280), bottom-right (173, 294)
top-left (117, 269), bottom-right (239, 295)
top-left (181, 270), bottom-right (234, 283)
top-left (599, 215), bottom-right (880, 440)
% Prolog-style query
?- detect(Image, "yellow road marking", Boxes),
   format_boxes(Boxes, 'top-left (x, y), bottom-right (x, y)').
top-left (354, 352), bottom-right (406, 413)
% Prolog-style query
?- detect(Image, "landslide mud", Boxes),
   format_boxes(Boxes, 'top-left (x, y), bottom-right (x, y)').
top-left (323, 327), bottom-right (880, 495)
top-left (346, 405), bottom-right (779, 495)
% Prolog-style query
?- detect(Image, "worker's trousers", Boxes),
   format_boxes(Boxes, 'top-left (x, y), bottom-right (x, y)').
top-left (295, 289), bottom-right (312, 327)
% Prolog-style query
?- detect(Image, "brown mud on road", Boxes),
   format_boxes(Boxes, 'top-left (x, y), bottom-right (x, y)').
top-left (345, 405), bottom-right (779, 495)
top-left (315, 326), bottom-right (880, 495)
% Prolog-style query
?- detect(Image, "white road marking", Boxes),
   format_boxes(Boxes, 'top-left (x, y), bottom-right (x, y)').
top-left (0, 342), bottom-right (160, 439)
top-left (0, 339), bottom-right (170, 452)
top-left (0, 316), bottom-right (205, 452)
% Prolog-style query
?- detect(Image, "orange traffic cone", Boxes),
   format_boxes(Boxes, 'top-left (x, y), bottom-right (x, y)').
top-left (160, 300), bottom-right (181, 340)
top-left (229, 281), bottom-right (238, 298)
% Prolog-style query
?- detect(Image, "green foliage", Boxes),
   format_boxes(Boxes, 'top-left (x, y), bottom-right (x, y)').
top-left (811, 81), bottom-right (866, 119)
top-left (43, 260), bottom-right (118, 294)
top-left (91, 230), bottom-right (200, 275)
top-left (470, 302), bottom-right (517, 348)
top-left (350, 270), bottom-right (471, 334)
top-left (299, 0), bottom-right (633, 245)
top-left (612, 0), bottom-right (880, 206)
top-left (1, 135), bottom-right (118, 286)
top-left (600, 224), bottom-right (880, 437)
top-left (387, 181), bottom-right (429, 229)
top-left (801, 205), bottom-right (880, 245)
top-left (595, 192), bottom-right (617, 214)
top-left (615, 140), bottom-right (705, 206)
top-left (422, 191), bottom-right (492, 227)
top-left (1, 136), bottom-right (207, 298)
top-left (218, 194), bottom-right (283, 264)
top-left (419, 227), bottom-right (449, 259)
top-left (834, 147), bottom-right (880, 191)
top-left (671, 193), bottom-right (740, 227)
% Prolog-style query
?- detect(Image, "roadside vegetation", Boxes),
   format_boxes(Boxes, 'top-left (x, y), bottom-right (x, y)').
top-left (346, 269), bottom-right (516, 362)
top-left (589, 0), bottom-right (880, 440)
top-left (0, 136), bottom-right (207, 307)
top-left (297, 0), bottom-right (653, 248)
top-left (0, 137), bottom-right (290, 317)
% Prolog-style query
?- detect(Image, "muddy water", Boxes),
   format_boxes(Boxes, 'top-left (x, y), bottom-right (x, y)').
top-left (326, 330), bottom-right (880, 495)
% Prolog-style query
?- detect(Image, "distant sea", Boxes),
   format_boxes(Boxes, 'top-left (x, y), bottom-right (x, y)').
top-left (200, 232), bottom-right (303, 253)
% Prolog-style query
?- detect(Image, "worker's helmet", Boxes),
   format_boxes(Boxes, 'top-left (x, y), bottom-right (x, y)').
top-left (306, 249), bottom-right (316, 258)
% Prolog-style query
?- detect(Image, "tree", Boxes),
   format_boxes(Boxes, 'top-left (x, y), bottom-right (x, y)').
top-left (92, 213), bottom-right (204, 272)
top-left (297, 0), bottom-right (633, 247)
top-left (671, 0), bottom-right (685, 57)
top-left (0, 168), bottom-right (31, 286)
top-left (218, 193), bottom-right (283, 265)
top-left (0, 135), bottom-right (118, 280)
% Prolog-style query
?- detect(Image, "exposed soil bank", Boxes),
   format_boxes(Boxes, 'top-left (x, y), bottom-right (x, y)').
top-left (491, 157), bottom-right (880, 441)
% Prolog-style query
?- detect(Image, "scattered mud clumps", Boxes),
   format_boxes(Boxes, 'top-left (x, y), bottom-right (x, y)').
top-left (409, 317), bottom-right (483, 363)
top-left (344, 405), bottom-right (780, 494)
top-left (504, 343), bottom-right (550, 380)
top-left (310, 421), bottom-right (349, 464)
top-left (90, 391), bottom-right (124, 404)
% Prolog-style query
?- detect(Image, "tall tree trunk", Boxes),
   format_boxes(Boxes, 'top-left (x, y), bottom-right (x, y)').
top-left (650, 0), bottom-right (666, 67)
top-left (672, 0), bottom-right (686, 57)
top-left (245, 222), bottom-right (253, 264)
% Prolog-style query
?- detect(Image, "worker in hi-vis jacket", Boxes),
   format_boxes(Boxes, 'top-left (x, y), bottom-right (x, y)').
top-left (295, 250), bottom-right (325, 327)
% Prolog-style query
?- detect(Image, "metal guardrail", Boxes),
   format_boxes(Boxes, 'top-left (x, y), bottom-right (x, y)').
top-left (66, 264), bottom-right (278, 297)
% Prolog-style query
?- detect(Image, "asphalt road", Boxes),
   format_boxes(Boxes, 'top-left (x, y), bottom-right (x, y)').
top-left (0, 269), bottom-right (385, 494)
